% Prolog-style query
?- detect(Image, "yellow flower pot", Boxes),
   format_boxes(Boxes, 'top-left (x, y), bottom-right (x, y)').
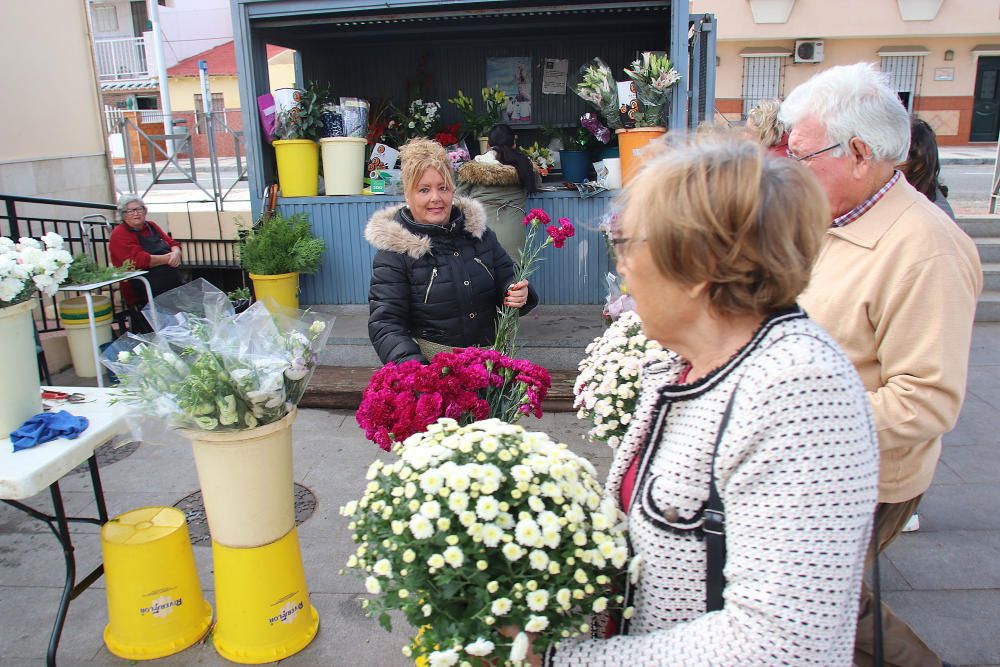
top-left (184, 409), bottom-right (297, 549)
top-left (250, 271), bottom-right (299, 314)
top-left (101, 507), bottom-right (213, 660)
top-left (212, 527), bottom-right (319, 664)
top-left (273, 139), bottom-right (319, 197)
top-left (616, 127), bottom-right (666, 185)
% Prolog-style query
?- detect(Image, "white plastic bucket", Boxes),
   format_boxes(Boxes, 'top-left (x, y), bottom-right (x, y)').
top-left (603, 158), bottom-right (622, 189)
top-left (320, 137), bottom-right (367, 195)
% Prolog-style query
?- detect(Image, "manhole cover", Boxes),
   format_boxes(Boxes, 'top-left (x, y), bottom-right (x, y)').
top-left (69, 440), bottom-right (141, 475)
top-left (173, 483), bottom-right (317, 546)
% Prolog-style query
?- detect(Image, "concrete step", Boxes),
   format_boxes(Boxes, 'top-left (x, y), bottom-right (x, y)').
top-left (977, 291), bottom-right (1000, 322)
top-left (974, 238), bottom-right (1000, 263)
top-left (311, 304), bottom-right (606, 371)
top-left (957, 216), bottom-right (1000, 238)
top-left (984, 263), bottom-right (1000, 291)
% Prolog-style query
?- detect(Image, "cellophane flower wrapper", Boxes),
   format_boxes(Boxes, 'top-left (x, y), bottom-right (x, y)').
top-left (102, 279), bottom-right (333, 443)
top-left (573, 310), bottom-right (672, 449)
top-left (341, 418), bottom-right (632, 666)
top-left (571, 58), bottom-right (624, 131)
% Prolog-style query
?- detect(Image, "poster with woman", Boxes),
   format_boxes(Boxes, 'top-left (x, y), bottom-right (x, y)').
top-left (486, 57), bottom-right (532, 124)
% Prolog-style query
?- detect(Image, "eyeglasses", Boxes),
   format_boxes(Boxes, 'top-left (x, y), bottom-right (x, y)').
top-left (123, 206), bottom-right (145, 215)
top-left (786, 143), bottom-right (841, 162)
top-left (609, 236), bottom-right (647, 258)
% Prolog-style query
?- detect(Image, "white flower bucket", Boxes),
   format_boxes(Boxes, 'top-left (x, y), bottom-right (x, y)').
top-left (0, 300), bottom-right (42, 436)
top-left (185, 409), bottom-right (297, 549)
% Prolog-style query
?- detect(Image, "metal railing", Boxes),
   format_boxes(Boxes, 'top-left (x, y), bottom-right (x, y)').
top-left (94, 36), bottom-right (149, 81)
top-left (1, 194), bottom-right (242, 332)
top-left (113, 111), bottom-right (248, 209)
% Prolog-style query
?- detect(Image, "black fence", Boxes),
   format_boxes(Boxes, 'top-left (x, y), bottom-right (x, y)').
top-left (1, 194), bottom-right (241, 333)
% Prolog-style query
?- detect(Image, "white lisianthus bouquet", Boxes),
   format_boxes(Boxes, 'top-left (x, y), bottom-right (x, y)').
top-left (0, 233), bottom-right (73, 306)
top-left (574, 310), bottom-right (671, 448)
top-left (102, 279), bottom-right (332, 432)
top-left (341, 418), bottom-right (631, 666)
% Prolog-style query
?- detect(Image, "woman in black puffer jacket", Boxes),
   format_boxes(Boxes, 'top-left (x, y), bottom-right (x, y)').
top-left (365, 138), bottom-right (539, 365)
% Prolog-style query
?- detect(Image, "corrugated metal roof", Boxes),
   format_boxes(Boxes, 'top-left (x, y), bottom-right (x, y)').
top-left (255, 1), bottom-right (667, 28)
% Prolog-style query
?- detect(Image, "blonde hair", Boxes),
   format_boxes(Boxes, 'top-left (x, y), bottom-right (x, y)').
top-left (620, 132), bottom-right (829, 317)
top-left (745, 99), bottom-right (786, 147)
top-left (399, 138), bottom-right (454, 194)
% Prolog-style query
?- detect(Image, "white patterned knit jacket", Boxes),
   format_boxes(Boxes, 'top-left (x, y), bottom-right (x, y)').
top-left (548, 308), bottom-right (879, 666)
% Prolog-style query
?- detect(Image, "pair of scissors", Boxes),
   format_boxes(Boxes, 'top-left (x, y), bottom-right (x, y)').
top-left (41, 390), bottom-right (89, 403)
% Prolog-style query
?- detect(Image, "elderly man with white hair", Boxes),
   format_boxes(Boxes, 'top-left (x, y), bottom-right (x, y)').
top-left (779, 62), bottom-right (982, 667)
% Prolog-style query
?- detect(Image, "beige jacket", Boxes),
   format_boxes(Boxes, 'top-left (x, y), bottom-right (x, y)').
top-left (799, 178), bottom-right (982, 503)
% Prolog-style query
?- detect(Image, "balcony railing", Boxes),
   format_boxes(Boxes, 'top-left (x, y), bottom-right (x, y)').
top-left (94, 36), bottom-right (149, 81)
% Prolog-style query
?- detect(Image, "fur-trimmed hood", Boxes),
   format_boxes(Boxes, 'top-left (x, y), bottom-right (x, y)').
top-left (364, 195), bottom-right (488, 259)
top-left (457, 158), bottom-right (521, 186)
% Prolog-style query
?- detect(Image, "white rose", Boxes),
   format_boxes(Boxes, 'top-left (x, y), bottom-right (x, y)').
top-left (524, 615), bottom-right (549, 633)
top-left (364, 576), bottom-right (381, 594)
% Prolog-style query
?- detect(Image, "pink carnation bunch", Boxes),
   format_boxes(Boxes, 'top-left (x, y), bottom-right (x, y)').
top-left (356, 347), bottom-right (551, 450)
top-left (546, 217), bottom-right (576, 249)
top-left (523, 208), bottom-right (551, 226)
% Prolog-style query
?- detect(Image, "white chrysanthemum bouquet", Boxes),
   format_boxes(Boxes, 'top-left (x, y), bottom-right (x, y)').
top-left (573, 310), bottom-right (671, 448)
top-left (341, 418), bottom-right (630, 666)
top-left (0, 233), bottom-right (73, 306)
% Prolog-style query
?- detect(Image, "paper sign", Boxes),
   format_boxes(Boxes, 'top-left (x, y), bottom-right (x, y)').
top-left (616, 81), bottom-right (639, 129)
top-left (542, 59), bottom-right (569, 95)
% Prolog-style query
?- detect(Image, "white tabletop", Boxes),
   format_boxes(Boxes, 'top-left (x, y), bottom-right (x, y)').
top-left (0, 387), bottom-right (130, 500)
top-left (58, 270), bottom-right (148, 292)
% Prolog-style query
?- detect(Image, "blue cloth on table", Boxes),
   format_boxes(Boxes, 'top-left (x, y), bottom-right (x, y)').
top-left (10, 411), bottom-right (90, 452)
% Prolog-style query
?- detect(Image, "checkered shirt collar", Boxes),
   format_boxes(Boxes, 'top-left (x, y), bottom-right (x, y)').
top-left (831, 170), bottom-right (901, 228)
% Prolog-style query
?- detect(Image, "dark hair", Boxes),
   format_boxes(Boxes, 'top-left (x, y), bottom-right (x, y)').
top-left (487, 124), bottom-right (538, 194)
top-left (901, 117), bottom-right (948, 200)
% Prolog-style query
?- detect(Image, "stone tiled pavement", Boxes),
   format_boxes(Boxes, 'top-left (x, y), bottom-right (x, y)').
top-left (2, 325), bottom-right (999, 666)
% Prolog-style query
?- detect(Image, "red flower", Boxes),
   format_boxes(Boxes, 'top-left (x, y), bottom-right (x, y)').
top-left (523, 208), bottom-right (551, 226)
top-left (435, 132), bottom-right (459, 147)
top-left (355, 348), bottom-right (551, 449)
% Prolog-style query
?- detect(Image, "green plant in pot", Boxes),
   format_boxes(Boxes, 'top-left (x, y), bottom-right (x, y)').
top-left (238, 212), bottom-right (325, 312)
top-left (272, 81), bottom-right (329, 197)
top-left (548, 125), bottom-right (597, 184)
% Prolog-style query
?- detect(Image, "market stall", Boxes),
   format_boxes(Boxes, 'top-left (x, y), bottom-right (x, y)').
top-left (232, 0), bottom-right (715, 304)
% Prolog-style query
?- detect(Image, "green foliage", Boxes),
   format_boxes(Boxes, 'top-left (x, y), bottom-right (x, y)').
top-left (273, 81), bottom-right (329, 142)
top-left (238, 213), bottom-right (325, 276)
top-left (227, 286), bottom-right (251, 302)
top-left (67, 254), bottom-right (136, 285)
top-left (545, 125), bottom-right (596, 151)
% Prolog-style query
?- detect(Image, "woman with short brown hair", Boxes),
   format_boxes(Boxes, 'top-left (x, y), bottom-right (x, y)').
top-left (521, 134), bottom-right (879, 666)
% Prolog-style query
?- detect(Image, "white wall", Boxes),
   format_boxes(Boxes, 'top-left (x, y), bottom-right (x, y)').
top-left (1, 0), bottom-right (113, 203)
top-left (158, 0), bottom-right (233, 67)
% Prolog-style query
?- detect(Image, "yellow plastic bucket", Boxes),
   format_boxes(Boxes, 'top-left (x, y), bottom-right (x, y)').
top-left (59, 296), bottom-right (114, 378)
top-left (249, 272), bottom-right (299, 314)
top-left (212, 527), bottom-right (319, 664)
top-left (184, 409), bottom-right (297, 548)
top-left (320, 137), bottom-right (367, 195)
top-left (615, 127), bottom-right (666, 186)
top-left (101, 507), bottom-right (213, 660)
top-left (273, 139), bottom-right (319, 197)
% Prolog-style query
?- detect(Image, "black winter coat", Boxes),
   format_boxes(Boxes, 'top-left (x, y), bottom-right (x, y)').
top-left (365, 196), bottom-right (539, 365)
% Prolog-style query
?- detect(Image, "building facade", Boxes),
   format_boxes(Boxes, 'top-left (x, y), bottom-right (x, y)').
top-left (0, 0), bottom-right (113, 202)
top-left (692, 0), bottom-right (1000, 145)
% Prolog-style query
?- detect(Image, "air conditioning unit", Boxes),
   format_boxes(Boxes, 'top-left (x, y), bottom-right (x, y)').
top-left (794, 40), bottom-right (825, 63)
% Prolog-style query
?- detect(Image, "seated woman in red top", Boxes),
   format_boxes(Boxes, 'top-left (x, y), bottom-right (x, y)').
top-left (109, 194), bottom-right (184, 331)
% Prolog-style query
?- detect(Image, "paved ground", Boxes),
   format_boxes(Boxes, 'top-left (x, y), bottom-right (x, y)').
top-left (2, 321), bottom-right (999, 666)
